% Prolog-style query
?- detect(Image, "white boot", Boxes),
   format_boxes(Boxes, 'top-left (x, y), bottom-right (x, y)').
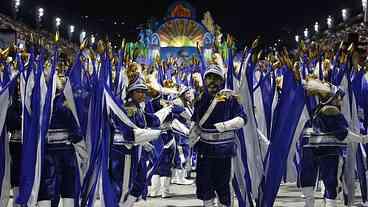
top-left (37, 200), bottom-right (51, 207)
top-left (149, 175), bottom-right (161, 197)
top-left (171, 169), bottom-right (179, 184)
top-left (119, 195), bottom-right (137, 207)
top-left (62, 198), bottom-right (75, 207)
top-left (177, 169), bottom-right (194, 185)
top-left (203, 199), bottom-right (216, 207)
top-left (361, 201), bottom-right (368, 207)
top-left (325, 199), bottom-right (337, 207)
top-left (161, 176), bottom-right (173, 198)
top-left (302, 187), bottom-right (315, 207)
top-left (12, 187), bottom-right (20, 207)
top-left (218, 202), bottom-right (231, 207)
top-left (320, 182), bottom-right (326, 196)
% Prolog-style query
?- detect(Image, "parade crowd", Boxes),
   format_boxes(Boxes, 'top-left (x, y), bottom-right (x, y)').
top-left (2, 11), bottom-right (368, 207)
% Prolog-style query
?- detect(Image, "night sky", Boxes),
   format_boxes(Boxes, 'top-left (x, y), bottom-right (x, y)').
top-left (0, 0), bottom-right (361, 47)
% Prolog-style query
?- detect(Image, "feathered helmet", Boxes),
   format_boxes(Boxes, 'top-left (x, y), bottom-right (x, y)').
top-left (127, 76), bottom-right (148, 93)
top-left (178, 85), bottom-right (190, 97)
top-left (126, 62), bottom-right (147, 93)
top-left (163, 79), bottom-right (176, 88)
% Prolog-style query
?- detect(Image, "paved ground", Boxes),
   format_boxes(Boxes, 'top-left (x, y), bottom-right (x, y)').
top-left (7, 183), bottom-right (366, 206)
top-left (132, 182), bottom-right (363, 207)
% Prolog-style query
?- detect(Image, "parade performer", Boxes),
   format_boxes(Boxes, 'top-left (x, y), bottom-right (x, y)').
top-left (1, 51), bottom-right (21, 207)
top-left (299, 79), bottom-right (367, 207)
top-left (6, 80), bottom-right (22, 207)
top-left (171, 86), bottom-right (195, 185)
top-left (189, 63), bottom-right (247, 207)
top-left (37, 74), bottom-right (83, 207)
top-left (108, 67), bottom-right (165, 206)
top-left (147, 79), bottom-right (178, 198)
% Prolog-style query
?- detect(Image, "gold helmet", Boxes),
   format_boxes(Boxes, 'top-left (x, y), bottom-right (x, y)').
top-left (163, 79), bottom-right (175, 88)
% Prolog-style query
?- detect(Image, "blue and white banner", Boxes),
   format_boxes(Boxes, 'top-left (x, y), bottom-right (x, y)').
top-left (232, 48), bottom-right (263, 206)
top-left (0, 86), bottom-right (10, 207)
top-left (257, 69), bottom-right (306, 207)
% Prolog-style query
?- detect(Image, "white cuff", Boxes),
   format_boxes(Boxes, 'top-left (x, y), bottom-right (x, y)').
top-left (134, 128), bottom-right (161, 145)
top-left (154, 106), bottom-right (173, 124)
top-left (214, 117), bottom-right (245, 132)
top-left (343, 130), bottom-right (368, 144)
top-left (171, 119), bottom-right (190, 135)
top-left (142, 142), bottom-right (154, 152)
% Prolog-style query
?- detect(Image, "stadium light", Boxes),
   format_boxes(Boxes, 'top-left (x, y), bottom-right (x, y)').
top-left (36, 7), bottom-right (44, 29)
top-left (327, 16), bottom-right (333, 29)
top-left (55, 17), bottom-right (61, 28)
top-left (342, 9), bottom-right (349, 22)
top-left (91, 34), bottom-right (95, 44)
top-left (38, 7), bottom-right (44, 18)
top-left (14, 0), bottom-right (20, 11)
top-left (304, 28), bottom-right (309, 38)
top-left (363, 0), bottom-right (368, 23)
top-left (68, 25), bottom-right (75, 40)
top-left (12, 0), bottom-right (21, 19)
top-left (314, 22), bottom-right (319, 32)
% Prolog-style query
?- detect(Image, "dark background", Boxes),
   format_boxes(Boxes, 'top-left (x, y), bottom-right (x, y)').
top-left (0, 0), bottom-right (362, 47)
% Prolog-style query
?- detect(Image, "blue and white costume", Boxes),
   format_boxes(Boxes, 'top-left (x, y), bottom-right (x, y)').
top-left (190, 64), bottom-right (247, 207)
top-left (299, 79), bottom-right (368, 207)
top-left (109, 76), bottom-right (161, 206)
top-left (6, 90), bottom-right (22, 207)
top-left (148, 93), bottom-right (176, 198)
top-left (299, 106), bottom-right (348, 206)
top-left (37, 93), bottom-right (83, 207)
top-left (171, 87), bottom-right (194, 185)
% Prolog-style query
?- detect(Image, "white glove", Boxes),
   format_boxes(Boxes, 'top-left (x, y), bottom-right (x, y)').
top-left (302, 79), bottom-right (332, 95)
top-left (214, 122), bottom-right (226, 133)
top-left (214, 117), bottom-right (245, 132)
top-left (154, 105), bottom-right (173, 124)
top-left (344, 130), bottom-right (367, 143)
top-left (134, 128), bottom-right (161, 145)
top-left (142, 142), bottom-right (154, 152)
top-left (171, 119), bottom-right (190, 135)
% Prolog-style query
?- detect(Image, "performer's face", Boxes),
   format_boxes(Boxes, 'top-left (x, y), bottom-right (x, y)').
top-left (184, 90), bottom-right (194, 102)
top-left (205, 73), bottom-right (224, 95)
top-left (131, 89), bottom-right (146, 104)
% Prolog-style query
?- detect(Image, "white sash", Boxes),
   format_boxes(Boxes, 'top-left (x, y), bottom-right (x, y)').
top-left (199, 97), bottom-right (218, 128)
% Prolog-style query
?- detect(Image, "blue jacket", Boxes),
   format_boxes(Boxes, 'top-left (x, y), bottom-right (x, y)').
top-left (192, 92), bottom-right (247, 157)
top-left (301, 107), bottom-right (349, 155)
top-left (6, 95), bottom-right (22, 132)
top-left (48, 94), bottom-right (82, 143)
